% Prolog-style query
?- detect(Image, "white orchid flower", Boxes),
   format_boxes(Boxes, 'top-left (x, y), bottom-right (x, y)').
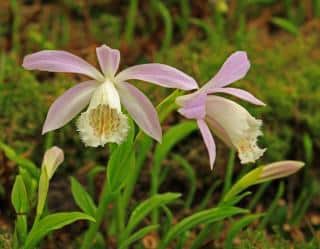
top-left (176, 51), bottom-right (266, 169)
top-left (23, 45), bottom-right (198, 147)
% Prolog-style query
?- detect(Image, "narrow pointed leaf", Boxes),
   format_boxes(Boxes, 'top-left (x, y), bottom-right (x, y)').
top-left (124, 193), bottom-right (181, 237)
top-left (11, 175), bottom-right (28, 213)
top-left (25, 212), bottom-right (95, 249)
top-left (70, 177), bottom-right (97, 217)
top-left (160, 206), bottom-right (247, 249)
top-left (119, 225), bottom-right (159, 249)
top-left (225, 214), bottom-right (264, 249)
top-left (154, 121), bottom-right (197, 167)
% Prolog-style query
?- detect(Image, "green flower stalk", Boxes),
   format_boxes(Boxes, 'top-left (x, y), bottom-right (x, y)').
top-left (223, 160), bottom-right (304, 203)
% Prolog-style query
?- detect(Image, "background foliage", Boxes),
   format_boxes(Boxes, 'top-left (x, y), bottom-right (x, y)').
top-left (0, 0), bottom-right (319, 248)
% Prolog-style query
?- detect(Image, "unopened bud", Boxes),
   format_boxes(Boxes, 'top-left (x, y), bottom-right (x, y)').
top-left (257, 161), bottom-right (304, 183)
top-left (42, 146), bottom-right (64, 179)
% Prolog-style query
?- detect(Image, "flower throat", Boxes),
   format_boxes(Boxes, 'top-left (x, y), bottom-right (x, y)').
top-left (89, 104), bottom-right (121, 137)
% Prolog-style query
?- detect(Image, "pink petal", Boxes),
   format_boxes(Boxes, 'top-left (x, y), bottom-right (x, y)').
top-left (209, 87), bottom-right (266, 106)
top-left (96, 45), bottom-right (120, 77)
top-left (42, 80), bottom-right (99, 134)
top-left (197, 119), bottom-right (216, 169)
top-left (116, 82), bottom-right (162, 142)
top-left (204, 51), bottom-right (250, 89)
top-left (22, 50), bottom-right (104, 81)
top-left (177, 92), bottom-right (207, 120)
top-left (115, 63), bottom-right (198, 90)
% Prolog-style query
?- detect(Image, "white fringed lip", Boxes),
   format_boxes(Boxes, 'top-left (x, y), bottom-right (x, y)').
top-left (205, 96), bottom-right (266, 164)
top-left (76, 82), bottom-right (129, 147)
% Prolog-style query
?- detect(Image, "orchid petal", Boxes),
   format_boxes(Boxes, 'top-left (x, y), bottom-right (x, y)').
top-left (116, 82), bottom-right (162, 142)
top-left (197, 119), bottom-right (216, 169)
top-left (209, 87), bottom-right (265, 106)
top-left (204, 51), bottom-right (250, 89)
top-left (177, 92), bottom-right (207, 120)
top-left (42, 80), bottom-right (99, 134)
top-left (23, 50), bottom-right (104, 81)
top-left (96, 45), bottom-right (120, 77)
top-left (115, 63), bottom-right (198, 90)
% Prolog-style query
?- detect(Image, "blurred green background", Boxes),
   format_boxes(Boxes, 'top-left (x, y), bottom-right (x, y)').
top-left (0, 0), bottom-right (320, 248)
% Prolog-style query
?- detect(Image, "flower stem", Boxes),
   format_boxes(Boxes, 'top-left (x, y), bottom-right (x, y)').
top-left (121, 90), bottom-right (181, 219)
top-left (116, 194), bottom-right (125, 238)
top-left (81, 178), bottom-right (115, 249)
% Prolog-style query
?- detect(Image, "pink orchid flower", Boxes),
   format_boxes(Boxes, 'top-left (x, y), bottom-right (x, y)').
top-left (23, 45), bottom-right (198, 147)
top-left (176, 51), bottom-right (266, 169)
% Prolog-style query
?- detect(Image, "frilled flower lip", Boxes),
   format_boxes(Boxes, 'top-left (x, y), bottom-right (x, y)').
top-left (205, 96), bottom-right (266, 164)
top-left (22, 44), bottom-right (198, 143)
top-left (176, 51), bottom-right (266, 169)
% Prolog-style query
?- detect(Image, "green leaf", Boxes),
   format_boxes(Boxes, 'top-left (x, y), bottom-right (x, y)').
top-left (154, 121), bottom-right (197, 167)
top-left (19, 168), bottom-right (38, 205)
top-left (87, 165), bottom-right (105, 196)
top-left (107, 119), bottom-right (135, 192)
top-left (0, 141), bottom-right (39, 179)
top-left (223, 191), bottom-right (252, 206)
top-left (225, 214), bottom-right (264, 249)
top-left (11, 175), bottom-right (28, 213)
top-left (70, 177), bottom-right (97, 217)
top-left (196, 180), bottom-right (222, 211)
top-left (190, 224), bottom-right (214, 249)
top-left (157, 90), bottom-right (181, 122)
top-left (14, 215), bottom-right (27, 248)
top-left (303, 133), bottom-right (313, 165)
top-left (161, 205), bottom-right (174, 232)
top-left (160, 206), bottom-right (247, 249)
top-left (151, 121), bottom-right (197, 224)
top-left (36, 167), bottom-right (49, 217)
top-left (222, 167), bottom-right (263, 203)
top-left (24, 212), bottom-right (95, 249)
top-left (173, 154), bottom-right (196, 208)
top-left (123, 193), bottom-right (180, 239)
top-left (271, 17), bottom-right (299, 36)
top-left (119, 225), bottom-right (159, 249)
top-left (259, 182), bottom-right (285, 228)
top-left (11, 175), bottom-right (28, 247)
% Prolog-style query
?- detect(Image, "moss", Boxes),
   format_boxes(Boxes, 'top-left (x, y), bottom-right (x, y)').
top-left (0, 232), bottom-right (12, 249)
top-left (235, 228), bottom-right (319, 249)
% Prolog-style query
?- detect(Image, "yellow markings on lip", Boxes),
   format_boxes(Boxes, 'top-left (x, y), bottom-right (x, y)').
top-left (89, 104), bottom-right (120, 137)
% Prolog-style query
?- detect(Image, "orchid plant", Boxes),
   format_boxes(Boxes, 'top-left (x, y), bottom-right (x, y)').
top-left (11, 146), bottom-right (94, 249)
top-left (5, 45), bottom-right (304, 249)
